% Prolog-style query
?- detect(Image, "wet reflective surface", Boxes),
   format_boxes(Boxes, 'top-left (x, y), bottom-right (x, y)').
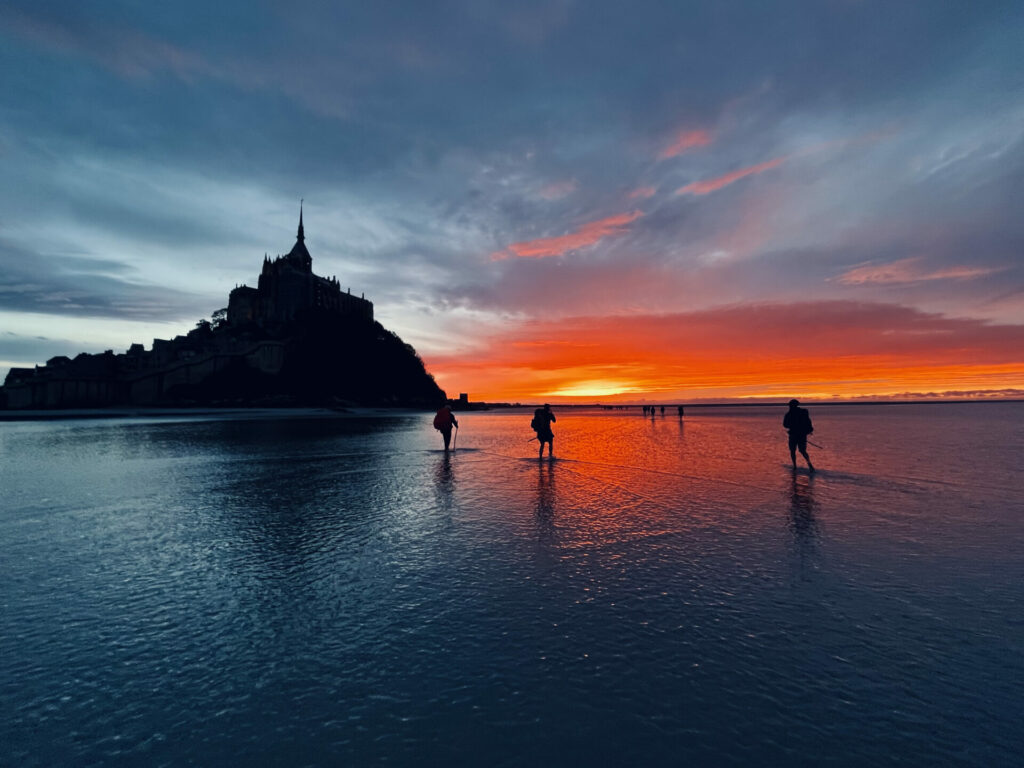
top-left (2, 404), bottom-right (1023, 765)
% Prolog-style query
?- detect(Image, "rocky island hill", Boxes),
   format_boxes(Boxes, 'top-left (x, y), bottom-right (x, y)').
top-left (1, 209), bottom-right (446, 409)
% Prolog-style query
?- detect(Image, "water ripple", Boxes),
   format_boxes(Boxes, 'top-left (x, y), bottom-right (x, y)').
top-left (1, 406), bottom-right (1022, 765)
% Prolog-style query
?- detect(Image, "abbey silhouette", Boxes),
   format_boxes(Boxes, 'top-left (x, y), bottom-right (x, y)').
top-left (228, 204), bottom-right (373, 327)
top-left (2, 207), bottom-right (445, 409)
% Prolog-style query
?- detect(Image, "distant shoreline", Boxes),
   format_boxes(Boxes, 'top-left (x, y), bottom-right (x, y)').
top-left (0, 406), bottom-right (429, 422)
top-left (594, 399), bottom-right (1024, 408)
top-left (2, 399), bottom-right (1021, 421)
top-left (511, 399), bottom-right (1024, 409)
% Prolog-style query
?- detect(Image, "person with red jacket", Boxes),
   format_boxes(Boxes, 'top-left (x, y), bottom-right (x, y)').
top-left (433, 404), bottom-right (459, 451)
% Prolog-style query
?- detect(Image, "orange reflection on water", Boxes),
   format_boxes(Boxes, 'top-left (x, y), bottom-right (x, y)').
top-left (461, 407), bottom-right (790, 557)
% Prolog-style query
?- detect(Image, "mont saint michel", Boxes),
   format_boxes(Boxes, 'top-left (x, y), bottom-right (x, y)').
top-left (4, 4), bottom-right (1024, 767)
top-left (1, 209), bottom-right (445, 409)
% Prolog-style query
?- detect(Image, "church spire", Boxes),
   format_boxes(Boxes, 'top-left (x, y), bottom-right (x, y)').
top-left (285, 199), bottom-right (312, 269)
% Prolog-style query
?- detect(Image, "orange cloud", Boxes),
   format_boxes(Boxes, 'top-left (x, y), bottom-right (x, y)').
top-left (425, 302), bottom-right (1024, 402)
top-left (676, 156), bottom-right (786, 196)
top-left (838, 257), bottom-right (1002, 285)
top-left (492, 210), bottom-right (643, 260)
top-left (660, 129), bottom-right (713, 158)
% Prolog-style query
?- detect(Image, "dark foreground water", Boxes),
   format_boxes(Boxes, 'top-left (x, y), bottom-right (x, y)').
top-left (2, 404), bottom-right (1023, 766)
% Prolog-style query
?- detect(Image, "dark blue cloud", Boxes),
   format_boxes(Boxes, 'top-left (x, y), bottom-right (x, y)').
top-left (0, 238), bottom-right (209, 319)
top-left (4, 1), bottom-right (1018, 183)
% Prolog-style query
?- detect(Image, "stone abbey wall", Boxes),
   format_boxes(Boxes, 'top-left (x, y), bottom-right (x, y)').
top-left (4, 341), bottom-right (287, 409)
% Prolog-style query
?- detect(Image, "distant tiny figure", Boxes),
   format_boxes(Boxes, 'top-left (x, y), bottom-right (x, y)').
top-left (677, 404), bottom-right (684, 420)
top-left (531, 403), bottom-right (556, 459)
top-left (783, 399), bottom-right (815, 472)
top-left (433, 403), bottom-right (458, 451)
top-left (660, 405), bottom-right (665, 416)
top-left (642, 405), bottom-right (648, 416)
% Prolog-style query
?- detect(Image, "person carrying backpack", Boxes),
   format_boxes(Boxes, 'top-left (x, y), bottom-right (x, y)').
top-left (531, 403), bottom-right (556, 459)
top-left (433, 403), bottom-right (458, 451)
top-left (783, 399), bottom-right (815, 472)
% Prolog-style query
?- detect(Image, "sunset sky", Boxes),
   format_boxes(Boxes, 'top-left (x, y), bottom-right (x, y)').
top-left (2, 2), bottom-right (1023, 402)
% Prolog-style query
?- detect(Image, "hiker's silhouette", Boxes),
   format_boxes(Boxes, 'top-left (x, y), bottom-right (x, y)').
top-left (783, 399), bottom-right (815, 472)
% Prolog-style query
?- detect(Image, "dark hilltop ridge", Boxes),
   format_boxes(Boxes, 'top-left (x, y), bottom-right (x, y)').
top-left (1, 209), bottom-right (446, 410)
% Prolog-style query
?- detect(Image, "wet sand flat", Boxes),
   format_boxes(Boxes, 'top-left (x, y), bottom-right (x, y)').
top-left (2, 404), bottom-right (1022, 765)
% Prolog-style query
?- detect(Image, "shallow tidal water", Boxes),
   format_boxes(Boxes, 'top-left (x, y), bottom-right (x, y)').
top-left (2, 403), bottom-right (1023, 766)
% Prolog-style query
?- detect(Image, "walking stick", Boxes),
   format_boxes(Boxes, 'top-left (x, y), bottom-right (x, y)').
top-left (807, 439), bottom-right (825, 450)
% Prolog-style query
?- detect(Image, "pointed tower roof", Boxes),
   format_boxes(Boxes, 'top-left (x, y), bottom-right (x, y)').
top-left (286, 200), bottom-right (311, 266)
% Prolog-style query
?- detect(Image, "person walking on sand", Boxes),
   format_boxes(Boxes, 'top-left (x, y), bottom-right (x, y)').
top-left (677, 404), bottom-right (684, 420)
top-left (531, 403), bottom-right (556, 459)
top-left (783, 399), bottom-right (815, 472)
top-left (433, 403), bottom-right (459, 451)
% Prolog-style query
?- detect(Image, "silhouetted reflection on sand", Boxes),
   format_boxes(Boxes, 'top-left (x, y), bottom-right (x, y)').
top-left (534, 460), bottom-right (557, 538)
top-left (788, 472), bottom-right (818, 536)
top-left (433, 452), bottom-right (456, 514)
top-left (788, 471), bottom-right (820, 575)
